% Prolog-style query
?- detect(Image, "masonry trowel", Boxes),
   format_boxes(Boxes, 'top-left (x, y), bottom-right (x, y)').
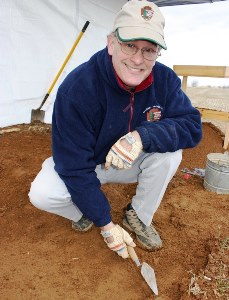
top-left (127, 246), bottom-right (158, 296)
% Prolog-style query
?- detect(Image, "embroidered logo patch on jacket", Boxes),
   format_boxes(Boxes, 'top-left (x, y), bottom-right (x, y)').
top-left (146, 106), bottom-right (162, 122)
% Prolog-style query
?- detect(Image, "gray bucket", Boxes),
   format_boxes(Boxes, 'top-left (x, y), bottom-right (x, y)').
top-left (204, 152), bottom-right (229, 194)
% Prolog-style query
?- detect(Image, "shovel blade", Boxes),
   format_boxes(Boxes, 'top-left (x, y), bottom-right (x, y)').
top-left (141, 262), bottom-right (158, 296)
top-left (31, 109), bottom-right (45, 123)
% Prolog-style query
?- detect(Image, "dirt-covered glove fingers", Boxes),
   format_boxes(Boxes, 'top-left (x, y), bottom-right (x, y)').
top-left (111, 155), bottom-right (121, 168)
top-left (105, 143), bottom-right (132, 169)
top-left (120, 226), bottom-right (135, 246)
top-left (105, 133), bottom-right (143, 169)
top-left (105, 151), bottom-right (124, 169)
top-left (101, 224), bottom-right (135, 259)
top-left (117, 158), bottom-right (125, 169)
top-left (116, 246), bottom-right (129, 258)
top-left (104, 151), bottom-right (112, 169)
top-left (105, 149), bottom-right (125, 169)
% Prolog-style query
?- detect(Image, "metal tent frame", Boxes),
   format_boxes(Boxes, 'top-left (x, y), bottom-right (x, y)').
top-left (136, 0), bottom-right (227, 6)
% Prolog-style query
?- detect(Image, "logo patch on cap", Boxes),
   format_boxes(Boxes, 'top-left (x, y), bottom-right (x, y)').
top-left (141, 6), bottom-right (154, 21)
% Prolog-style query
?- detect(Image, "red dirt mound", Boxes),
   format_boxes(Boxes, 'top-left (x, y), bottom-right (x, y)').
top-left (0, 123), bottom-right (228, 300)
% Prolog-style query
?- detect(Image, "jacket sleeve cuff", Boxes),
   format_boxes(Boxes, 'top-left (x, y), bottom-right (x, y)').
top-left (94, 214), bottom-right (112, 227)
top-left (136, 126), bottom-right (150, 150)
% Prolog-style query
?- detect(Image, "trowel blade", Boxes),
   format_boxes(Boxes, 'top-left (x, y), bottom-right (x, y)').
top-left (141, 262), bottom-right (158, 296)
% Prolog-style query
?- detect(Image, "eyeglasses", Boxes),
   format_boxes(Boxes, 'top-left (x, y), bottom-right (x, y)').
top-left (116, 38), bottom-right (161, 61)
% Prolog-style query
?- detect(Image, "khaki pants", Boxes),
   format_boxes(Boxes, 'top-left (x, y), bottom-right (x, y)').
top-left (29, 150), bottom-right (182, 226)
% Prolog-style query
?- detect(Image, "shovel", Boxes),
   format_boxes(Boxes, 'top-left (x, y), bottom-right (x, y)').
top-left (127, 246), bottom-right (158, 296)
top-left (31, 21), bottom-right (90, 123)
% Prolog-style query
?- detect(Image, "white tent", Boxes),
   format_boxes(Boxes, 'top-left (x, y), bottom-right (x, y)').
top-left (0, 0), bottom-right (227, 127)
top-left (154, 0), bottom-right (226, 5)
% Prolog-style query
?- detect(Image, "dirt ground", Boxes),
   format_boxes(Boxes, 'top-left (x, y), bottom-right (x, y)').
top-left (0, 122), bottom-right (228, 300)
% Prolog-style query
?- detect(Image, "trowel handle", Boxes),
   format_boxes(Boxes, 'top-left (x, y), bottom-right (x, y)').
top-left (127, 246), bottom-right (141, 267)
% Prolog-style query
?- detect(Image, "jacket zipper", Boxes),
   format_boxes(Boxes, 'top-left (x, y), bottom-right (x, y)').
top-left (128, 93), bottom-right (134, 132)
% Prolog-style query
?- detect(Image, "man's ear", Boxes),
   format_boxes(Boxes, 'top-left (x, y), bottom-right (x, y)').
top-left (107, 35), bottom-right (115, 55)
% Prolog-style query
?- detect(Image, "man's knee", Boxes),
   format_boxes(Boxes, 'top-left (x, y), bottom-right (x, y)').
top-left (165, 149), bottom-right (182, 169)
top-left (28, 157), bottom-right (63, 212)
top-left (146, 149), bottom-right (182, 169)
top-left (28, 180), bottom-right (51, 211)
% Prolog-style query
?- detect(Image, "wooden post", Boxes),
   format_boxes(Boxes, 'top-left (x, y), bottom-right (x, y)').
top-left (223, 123), bottom-right (229, 150)
top-left (182, 76), bottom-right (188, 92)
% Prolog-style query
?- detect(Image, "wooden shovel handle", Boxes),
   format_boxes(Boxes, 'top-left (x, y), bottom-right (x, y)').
top-left (38, 21), bottom-right (90, 110)
top-left (127, 246), bottom-right (141, 267)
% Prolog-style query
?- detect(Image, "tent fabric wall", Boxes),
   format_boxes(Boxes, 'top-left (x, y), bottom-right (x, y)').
top-left (153, 0), bottom-right (226, 6)
top-left (0, 0), bottom-right (124, 127)
top-left (0, 0), bottom-right (228, 127)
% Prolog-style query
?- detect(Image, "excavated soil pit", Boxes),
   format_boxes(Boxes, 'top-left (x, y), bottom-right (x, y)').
top-left (0, 122), bottom-right (228, 300)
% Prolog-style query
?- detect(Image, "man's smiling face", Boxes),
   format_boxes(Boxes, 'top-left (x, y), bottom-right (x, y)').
top-left (107, 35), bottom-right (158, 89)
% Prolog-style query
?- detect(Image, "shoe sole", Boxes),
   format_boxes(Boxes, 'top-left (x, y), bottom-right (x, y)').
top-left (123, 218), bottom-right (156, 251)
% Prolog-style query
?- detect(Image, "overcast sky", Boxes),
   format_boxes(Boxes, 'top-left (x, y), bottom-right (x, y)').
top-left (157, 1), bottom-right (229, 86)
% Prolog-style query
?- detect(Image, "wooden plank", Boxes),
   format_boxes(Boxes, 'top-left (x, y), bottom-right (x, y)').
top-left (196, 107), bottom-right (229, 122)
top-left (223, 123), bottom-right (229, 150)
top-left (173, 65), bottom-right (229, 78)
top-left (226, 67), bottom-right (229, 77)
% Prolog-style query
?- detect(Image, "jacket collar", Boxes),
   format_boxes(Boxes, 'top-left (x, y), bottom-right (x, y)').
top-left (114, 70), bottom-right (153, 93)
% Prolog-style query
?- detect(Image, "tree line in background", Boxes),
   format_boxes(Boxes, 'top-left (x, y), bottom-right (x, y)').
top-left (190, 80), bottom-right (229, 88)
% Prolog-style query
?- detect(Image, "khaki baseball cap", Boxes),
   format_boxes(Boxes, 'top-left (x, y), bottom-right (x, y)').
top-left (113, 0), bottom-right (167, 50)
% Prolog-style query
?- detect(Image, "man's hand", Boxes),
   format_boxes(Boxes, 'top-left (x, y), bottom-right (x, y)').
top-left (101, 224), bottom-right (136, 258)
top-left (105, 132), bottom-right (143, 170)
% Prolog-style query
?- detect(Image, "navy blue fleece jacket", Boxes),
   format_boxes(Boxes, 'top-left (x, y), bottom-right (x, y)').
top-left (52, 48), bottom-right (202, 227)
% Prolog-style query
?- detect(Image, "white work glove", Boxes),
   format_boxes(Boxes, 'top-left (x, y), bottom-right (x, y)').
top-left (101, 224), bottom-right (136, 259)
top-left (105, 132), bottom-right (143, 169)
